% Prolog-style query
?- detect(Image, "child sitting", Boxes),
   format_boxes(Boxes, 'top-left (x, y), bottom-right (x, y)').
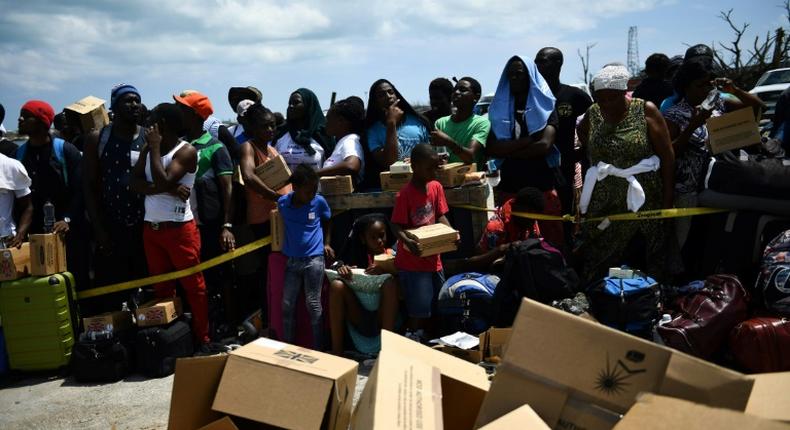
top-left (391, 143), bottom-right (457, 342)
top-left (278, 164), bottom-right (334, 349)
top-left (327, 213), bottom-right (399, 356)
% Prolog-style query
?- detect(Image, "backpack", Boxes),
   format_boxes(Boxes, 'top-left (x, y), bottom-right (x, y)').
top-left (587, 270), bottom-right (659, 339)
top-left (490, 239), bottom-right (579, 327)
top-left (16, 137), bottom-right (68, 185)
top-left (437, 272), bottom-right (499, 336)
top-left (756, 229), bottom-right (790, 315)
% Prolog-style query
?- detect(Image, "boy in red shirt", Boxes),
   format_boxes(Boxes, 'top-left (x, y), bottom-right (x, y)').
top-left (391, 143), bottom-right (456, 342)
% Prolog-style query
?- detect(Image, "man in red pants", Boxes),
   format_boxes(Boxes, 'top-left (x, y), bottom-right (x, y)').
top-left (131, 102), bottom-right (209, 346)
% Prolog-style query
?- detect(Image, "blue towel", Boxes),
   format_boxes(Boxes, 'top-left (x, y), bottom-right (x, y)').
top-left (488, 55), bottom-right (559, 167)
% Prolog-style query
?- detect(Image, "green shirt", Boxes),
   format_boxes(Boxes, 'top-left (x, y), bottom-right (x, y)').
top-left (434, 114), bottom-right (491, 170)
top-left (191, 132), bottom-right (233, 180)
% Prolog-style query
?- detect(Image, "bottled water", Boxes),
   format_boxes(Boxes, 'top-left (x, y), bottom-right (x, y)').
top-left (486, 159), bottom-right (501, 188)
top-left (43, 201), bottom-right (55, 233)
top-left (700, 89), bottom-right (720, 111)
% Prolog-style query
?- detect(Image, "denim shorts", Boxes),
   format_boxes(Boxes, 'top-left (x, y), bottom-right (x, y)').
top-left (398, 270), bottom-right (445, 318)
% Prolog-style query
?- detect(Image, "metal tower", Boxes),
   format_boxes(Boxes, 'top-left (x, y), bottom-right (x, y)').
top-left (627, 26), bottom-right (640, 77)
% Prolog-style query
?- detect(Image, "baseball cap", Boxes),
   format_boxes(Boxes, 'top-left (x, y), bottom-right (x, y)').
top-left (173, 91), bottom-right (214, 120)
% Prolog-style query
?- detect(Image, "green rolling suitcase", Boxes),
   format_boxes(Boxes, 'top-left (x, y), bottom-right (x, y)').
top-left (0, 272), bottom-right (79, 371)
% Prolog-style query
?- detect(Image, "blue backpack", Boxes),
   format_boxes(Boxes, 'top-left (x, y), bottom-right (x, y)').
top-left (587, 270), bottom-right (659, 339)
top-left (16, 137), bottom-right (69, 186)
top-left (437, 272), bottom-right (500, 336)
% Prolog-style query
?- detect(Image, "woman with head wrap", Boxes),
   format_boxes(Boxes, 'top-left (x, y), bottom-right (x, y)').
top-left (317, 96), bottom-right (366, 188)
top-left (364, 79), bottom-right (430, 171)
top-left (486, 55), bottom-right (565, 247)
top-left (273, 88), bottom-right (332, 172)
top-left (663, 58), bottom-right (764, 249)
top-left (576, 64), bottom-right (675, 283)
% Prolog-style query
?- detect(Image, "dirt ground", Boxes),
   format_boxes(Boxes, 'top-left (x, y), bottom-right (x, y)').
top-left (0, 362), bottom-right (372, 430)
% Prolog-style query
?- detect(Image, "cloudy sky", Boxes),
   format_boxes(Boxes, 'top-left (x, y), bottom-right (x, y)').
top-left (0, 0), bottom-right (783, 127)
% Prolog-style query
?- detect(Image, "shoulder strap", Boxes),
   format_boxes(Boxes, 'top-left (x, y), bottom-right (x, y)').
top-left (52, 137), bottom-right (68, 186)
top-left (98, 124), bottom-right (113, 159)
top-left (15, 143), bottom-right (27, 162)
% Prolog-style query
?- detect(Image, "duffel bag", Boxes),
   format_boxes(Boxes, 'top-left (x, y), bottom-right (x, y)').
top-left (705, 152), bottom-right (790, 199)
top-left (437, 272), bottom-right (499, 336)
top-left (729, 316), bottom-right (790, 373)
top-left (587, 270), bottom-right (659, 339)
top-left (658, 274), bottom-right (749, 358)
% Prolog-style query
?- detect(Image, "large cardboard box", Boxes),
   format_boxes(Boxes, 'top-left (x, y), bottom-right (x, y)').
top-left (614, 394), bottom-right (790, 430)
top-left (380, 171), bottom-right (412, 191)
top-left (478, 404), bottom-right (550, 430)
top-left (212, 337), bottom-right (358, 429)
top-left (475, 298), bottom-right (754, 430)
top-left (83, 311), bottom-right (134, 333)
top-left (407, 223), bottom-right (458, 257)
top-left (64, 95), bottom-right (109, 133)
top-left (168, 355), bottom-right (228, 430)
top-left (746, 372), bottom-right (790, 423)
top-left (352, 349), bottom-right (443, 429)
top-left (437, 162), bottom-right (476, 188)
top-left (29, 233), bottom-right (67, 276)
top-left (0, 242), bottom-right (30, 281)
top-left (706, 107), bottom-right (761, 154)
top-left (320, 175), bottom-right (354, 196)
top-left (135, 297), bottom-right (181, 327)
top-left (381, 330), bottom-right (489, 430)
top-left (253, 154), bottom-right (291, 191)
top-left (270, 209), bottom-right (284, 252)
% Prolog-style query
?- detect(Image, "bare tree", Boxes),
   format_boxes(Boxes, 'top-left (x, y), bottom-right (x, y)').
top-left (578, 42), bottom-right (597, 85)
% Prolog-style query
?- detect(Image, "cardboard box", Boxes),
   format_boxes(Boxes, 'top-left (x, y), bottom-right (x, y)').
top-left (475, 298), bottom-right (754, 430)
top-left (478, 404), bottom-right (550, 430)
top-left (407, 223), bottom-right (458, 256)
top-left (437, 162), bottom-right (476, 188)
top-left (389, 161), bottom-right (412, 174)
top-left (746, 372), bottom-right (790, 423)
top-left (352, 349), bottom-right (443, 429)
top-left (168, 355), bottom-right (228, 430)
top-left (614, 394), bottom-right (790, 430)
top-left (82, 311), bottom-right (133, 333)
top-left (212, 337), bottom-right (358, 429)
top-left (135, 297), bottom-right (181, 327)
top-left (196, 417), bottom-right (239, 430)
top-left (372, 253), bottom-right (395, 274)
top-left (320, 175), bottom-right (353, 196)
top-left (270, 209), bottom-right (284, 252)
top-left (0, 242), bottom-right (30, 281)
top-left (64, 95), bottom-right (109, 133)
top-left (706, 107), bottom-right (761, 154)
top-left (253, 154), bottom-right (291, 191)
top-left (29, 233), bottom-right (67, 276)
top-left (380, 330), bottom-right (489, 430)
top-left (434, 327), bottom-right (512, 364)
top-left (380, 171), bottom-right (412, 191)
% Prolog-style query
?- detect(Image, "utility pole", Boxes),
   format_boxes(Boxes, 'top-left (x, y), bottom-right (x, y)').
top-left (627, 26), bottom-right (640, 77)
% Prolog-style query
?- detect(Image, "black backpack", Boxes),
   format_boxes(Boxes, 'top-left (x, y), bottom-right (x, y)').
top-left (490, 239), bottom-right (579, 327)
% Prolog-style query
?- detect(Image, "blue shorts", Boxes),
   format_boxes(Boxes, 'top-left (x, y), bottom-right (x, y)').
top-left (399, 270), bottom-right (445, 318)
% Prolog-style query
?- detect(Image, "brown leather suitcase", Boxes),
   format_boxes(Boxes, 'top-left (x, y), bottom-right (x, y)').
top-left (729, 317), bottom-right (790, 373)
top-left (658, 274), bottom-right (749, 359)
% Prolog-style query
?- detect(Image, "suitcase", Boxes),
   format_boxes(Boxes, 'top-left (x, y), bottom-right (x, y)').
top-left (729, 317), bottom-right (790, 373)
top-left (658, 274), bottom-right (749, 359)
top-left (0, 272), bottom-right (78, 371)
top-left (135, 320), bottom-right (193, 377)
top-left (71, 333), bottom-right (133, 382)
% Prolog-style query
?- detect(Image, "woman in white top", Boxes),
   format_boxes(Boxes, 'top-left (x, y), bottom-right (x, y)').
top-left (273, 88), bottom-right (331, 172)
top-left (318, 96), bottom-right (366, 188)
top-left (131, 102), bottom-right (209, 345)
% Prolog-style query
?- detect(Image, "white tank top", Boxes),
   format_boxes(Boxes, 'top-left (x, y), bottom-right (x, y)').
top-left (144, 140), bottom-right (196, 223)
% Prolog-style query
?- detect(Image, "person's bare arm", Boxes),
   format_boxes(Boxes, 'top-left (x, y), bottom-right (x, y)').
top-left (717, 78), bottom-right (765, 119)
top-left (431, 129), bottom-right (481, 164)
top-left (9, 194), bottom-right (32, 248)
top-left (218, 174), bottom-right (235, 251)
top-left (666, 107), bottom-right (711, 156)
top-left (390, 222), bottom-right (420, 255)
top-left (322, 217), bottom-right (335, 260)
top-left (645, 102), bottom-right (675, 209)
top-left (383, 100), bottom-right (404, 166)
top-left (316, 156), bottom-right (361, 177)
top-left (486, 126), bottom-right (555, 159)
top-left (239, 142), bottom-right (279, 200)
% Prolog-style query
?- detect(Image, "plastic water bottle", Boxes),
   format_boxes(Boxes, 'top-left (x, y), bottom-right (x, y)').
top-left (652, 314), bottom-right (672, 345)
top-left (486, 159), bottom-right (501, 188)
top-left (43, 201), bottom-right (55, 233)
top-left (700, 89), bottom-right (720, 111)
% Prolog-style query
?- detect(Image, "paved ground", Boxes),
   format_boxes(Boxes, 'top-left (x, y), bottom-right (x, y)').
top-left (0, 361), bottom-right (373, 430)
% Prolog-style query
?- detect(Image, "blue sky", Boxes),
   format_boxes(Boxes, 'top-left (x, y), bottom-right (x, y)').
top-left (0, 0), bottom-right (783, 128)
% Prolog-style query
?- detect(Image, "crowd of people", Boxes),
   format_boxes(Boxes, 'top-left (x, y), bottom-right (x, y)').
top-left (0, 42), bottom-right (773, 354)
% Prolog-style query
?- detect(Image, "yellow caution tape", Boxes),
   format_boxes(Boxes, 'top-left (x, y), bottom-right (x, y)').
top-left (77, 236), bottom-right (272, 300)
top-left (452, 205), bottom-right (728, 223)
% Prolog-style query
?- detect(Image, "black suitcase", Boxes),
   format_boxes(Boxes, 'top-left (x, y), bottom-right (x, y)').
top-left (135, 320), bottom-right (193, 377)
top-left (71, 334), bottom-right (133, 382)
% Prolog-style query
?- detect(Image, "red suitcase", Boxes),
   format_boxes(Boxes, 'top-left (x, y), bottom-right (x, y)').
top-left (658, 274), bottom-right (749, 359)
top-left (729, 317), bottom-right (790, 373)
